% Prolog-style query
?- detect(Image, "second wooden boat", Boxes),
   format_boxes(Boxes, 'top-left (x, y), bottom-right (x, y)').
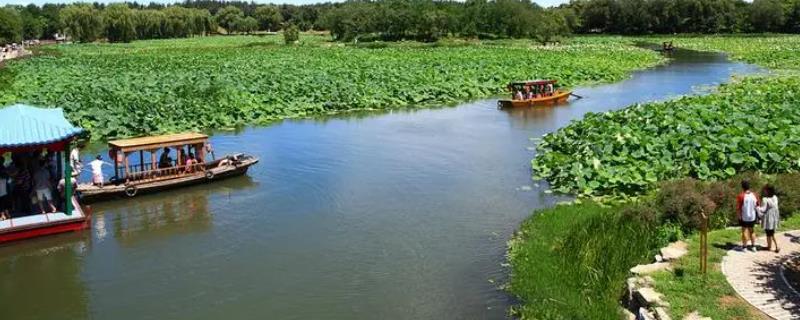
top-left (77, 133), bottom-right (259, 202)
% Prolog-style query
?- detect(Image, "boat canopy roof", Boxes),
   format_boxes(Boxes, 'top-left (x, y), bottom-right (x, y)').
top-left (109, 132), bottom-right (208, 153)
top-left (0, 104), bottom-right (84, 152)
top-left (509, 79), bottom-right (557, 86)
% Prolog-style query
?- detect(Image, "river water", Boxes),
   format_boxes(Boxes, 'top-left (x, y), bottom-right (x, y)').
top-left (0, 50), bottom-right (759, 320)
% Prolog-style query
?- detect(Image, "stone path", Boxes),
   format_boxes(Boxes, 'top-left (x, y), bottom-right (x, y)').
top-left (722, 230), bottom-right (800, 320)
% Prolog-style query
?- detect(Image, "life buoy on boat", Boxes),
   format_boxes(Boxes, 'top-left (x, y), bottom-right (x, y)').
top-left (124, 185), bottom-right (138, 197)
top-left (205, 170), bottom-right (215, 180)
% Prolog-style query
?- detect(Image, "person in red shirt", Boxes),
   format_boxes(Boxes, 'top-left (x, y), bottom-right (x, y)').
top-left (737, 180), bottom-right (760, 251)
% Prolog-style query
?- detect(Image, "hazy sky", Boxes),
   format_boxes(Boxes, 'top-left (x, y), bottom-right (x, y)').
top-left (0, 0), bottom-right (569, 8)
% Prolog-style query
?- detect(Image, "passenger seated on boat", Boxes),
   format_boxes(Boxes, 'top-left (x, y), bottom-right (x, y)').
top-left (158, 147), bottom-right (173, 169)
top-left (9, 158), bottom-right (32, 214)
top-left (185, 153), bottom-right (199, 174)
top-left (514, 90), bottom-right (524, 101)
top-left (546, 83), bottom-right (554, 96)
top-left (33, 159), bottom-right (57, 214)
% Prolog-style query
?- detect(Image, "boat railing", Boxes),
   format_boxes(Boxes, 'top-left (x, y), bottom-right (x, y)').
top-left (118, 161), bottom-right (207, 185)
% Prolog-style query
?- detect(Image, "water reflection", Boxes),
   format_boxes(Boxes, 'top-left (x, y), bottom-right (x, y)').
top-left (0, 233), bottom-right (89, 319)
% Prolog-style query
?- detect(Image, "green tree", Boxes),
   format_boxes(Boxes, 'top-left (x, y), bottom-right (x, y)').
top-left (254, 5), bottom-right (283, 31)
top-left (104, 4), bottom-right (137, 43)
top-left (134, 9), bottom-right (165, 39)
top-left (284, 23), bottom-right (299, 44)
top-left (0, 7), bottom-right (23, 45)
top-left (235, 16), bottom-right (258, 34)
top-left (215, 5), bottom-right (243, 33)
top-left (59, 4), bottom-right (104, 42)
top-left (532, 10), bottom-right (571, 44)
top-left (748, 0), bottom-right (785, 32)
top-left (20, 10), bottom-right (45, 40)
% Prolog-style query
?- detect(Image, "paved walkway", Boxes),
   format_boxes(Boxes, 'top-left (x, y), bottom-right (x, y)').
top-left (722, 230), bottom-right (800, 320)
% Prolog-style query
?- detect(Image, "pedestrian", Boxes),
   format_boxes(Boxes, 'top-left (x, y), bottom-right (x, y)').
top-left (70, 142), bottom-right (84, 175)
top-left (758, 184), bottom-right (780, 253)
top-left (32, 159), bottom-right (57, 214)
top-left (737, 180), bottom-right (759, 252)
top-left (89, 155), bottom-right (110, 188)
top-left (0, 166), bottom-right (10, 220)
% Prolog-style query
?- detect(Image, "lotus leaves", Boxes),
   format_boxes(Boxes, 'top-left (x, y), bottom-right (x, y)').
top-left (0, 35), bottom-right (662, 139)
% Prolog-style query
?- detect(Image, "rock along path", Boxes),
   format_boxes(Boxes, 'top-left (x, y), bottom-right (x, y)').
top-left (722, 230), bottom-right (800, 320)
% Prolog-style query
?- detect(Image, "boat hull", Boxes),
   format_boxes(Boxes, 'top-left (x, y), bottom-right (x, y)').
top-left (0, 202), bottom-right (91, 244)
top-left (498, 90), bottom-right (571, 108)
top-left (78, 155), bottom-right (258, 202)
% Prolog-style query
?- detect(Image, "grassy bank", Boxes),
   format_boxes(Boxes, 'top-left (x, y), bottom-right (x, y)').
top-left (0, 34), bottom-right (662, 139)
top-left (509, 173), bottom-right (800, 319)
top-left (507, 201), bottom-right (658, 319)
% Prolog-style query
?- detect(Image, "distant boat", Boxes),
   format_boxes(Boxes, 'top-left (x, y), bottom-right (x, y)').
top-left (77, 133), bottom-right (258, 202)
top-left (497, 79), bottom-right (572, 108)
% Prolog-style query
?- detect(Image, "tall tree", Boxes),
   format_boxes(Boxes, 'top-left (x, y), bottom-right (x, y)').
top-left (215, 5), bottom-right (243, 33)
top-left (59, 4), bottom-right (104, 42)
top-left (0, 7), bottom-right (23, 45)
top-left (254, 5), bottom-right (282, 31)
top-left (748, 0), bottom-right (785, 32)
top-left (104, 3), bottom-right (136, 42)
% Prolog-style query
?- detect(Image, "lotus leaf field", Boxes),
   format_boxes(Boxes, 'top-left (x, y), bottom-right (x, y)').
top-left (0, 35), bottom-right (662, 139)
top-left (533, 35), bottom-right (800, 196)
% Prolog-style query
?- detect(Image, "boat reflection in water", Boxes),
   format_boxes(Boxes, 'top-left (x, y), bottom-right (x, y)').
top-left (91, 175), bottom-right (257, 246)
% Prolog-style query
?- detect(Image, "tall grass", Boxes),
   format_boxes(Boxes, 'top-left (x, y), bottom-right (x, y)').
top-left (507, 202), bottom-right (657, 319)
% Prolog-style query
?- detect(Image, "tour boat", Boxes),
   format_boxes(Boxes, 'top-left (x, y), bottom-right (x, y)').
top-left (0, 104), bottom-right (91, 244)
top-left (497, 80), bottom-right (573, 108)
top-left (77, 133), bottom-right (258, 202)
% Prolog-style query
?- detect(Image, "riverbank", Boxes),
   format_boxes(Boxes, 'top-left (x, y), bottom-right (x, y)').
top-left (0, 34), bottom-right (664, 139)
top-left (509, 173), bottom-right (800, 319)
top-left (511, 35), bottom-right (800, 319)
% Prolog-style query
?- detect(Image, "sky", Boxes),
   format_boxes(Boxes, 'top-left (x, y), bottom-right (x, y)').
top-left (0, 0), bottom-right (568, 8)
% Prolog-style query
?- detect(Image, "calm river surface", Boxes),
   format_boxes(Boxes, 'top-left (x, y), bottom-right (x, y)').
top-left (0, 50), bottom-right (759, 320)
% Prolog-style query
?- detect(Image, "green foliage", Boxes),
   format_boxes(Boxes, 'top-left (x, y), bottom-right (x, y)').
top-left (533, 74), bottom-right (800, 196)
top-left (215, 5), bottom-right (244, 33)
top-left (508, 202), bottom-right (657, 319)
top-left (234, 16), bottom-right (258, 34)
top-left (283, 24), bottom-right (299, 44)
top-left (0, 7), bottom-right (23, 46)
top-left (0, 35), bottom-right (661, 139)
top-left (104, 4), bottom-right (137, 43)
top-left (59, 4), bottom-right (104, 43)
top-left (532, 10), bottom-right (571, 45)
top-left (253, 5), bottom-right (283, 31)
top-left (20, 10), bottom-right (45, 40)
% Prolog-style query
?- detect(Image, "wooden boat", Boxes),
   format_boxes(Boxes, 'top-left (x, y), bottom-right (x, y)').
top-left (497, 79), bottom-right (573, 108)
top-left (0, 104), bottom-right (91, 244)
top-left (77, 133), bottom-right (258, 202)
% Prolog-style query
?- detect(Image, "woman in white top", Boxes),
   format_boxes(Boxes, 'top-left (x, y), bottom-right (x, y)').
top-left (89, 155), bottom-right (110, 188)
top-left (758, 184), bottom-right (780, 253)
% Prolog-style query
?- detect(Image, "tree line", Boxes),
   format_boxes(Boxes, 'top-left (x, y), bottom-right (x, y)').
top-left (1, 0), bottom-right (800, 46)
top-left (0, 1), bottom-right (309, 45)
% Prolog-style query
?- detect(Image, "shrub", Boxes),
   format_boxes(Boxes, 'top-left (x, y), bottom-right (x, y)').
top-left (772, 172), bottom-right (800, 217)
top-left (655, 179), bottom-right (716, 232)
top-left (283, 24), bottom-right (299, 44)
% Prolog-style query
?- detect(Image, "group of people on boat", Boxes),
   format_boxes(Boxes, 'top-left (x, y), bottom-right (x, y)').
top-left (0, 151), bottom-right (75, 220)
top-left (512, 83), bottom-right (555, 101)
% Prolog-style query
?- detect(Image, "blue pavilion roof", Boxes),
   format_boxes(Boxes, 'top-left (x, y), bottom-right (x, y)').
top-left (0, 104), bottom-right (84, 149)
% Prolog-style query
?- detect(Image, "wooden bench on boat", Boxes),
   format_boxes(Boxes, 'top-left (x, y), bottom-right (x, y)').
top-left (497, 79), bottom-right (572, 108)
top-left (0, 104), bottom-right (91, 244)
top-left (77, 133), bottom-right (258, 202)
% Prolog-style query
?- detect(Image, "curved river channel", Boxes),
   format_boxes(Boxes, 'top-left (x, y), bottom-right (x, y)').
top-left (1, 50), bottom-right (759, 320)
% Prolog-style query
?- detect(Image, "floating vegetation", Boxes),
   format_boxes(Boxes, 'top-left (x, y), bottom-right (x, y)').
top-left (0, 36), bottom-right (662, 139)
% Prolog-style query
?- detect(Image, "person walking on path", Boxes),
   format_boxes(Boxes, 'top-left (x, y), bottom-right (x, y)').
top-left (758, 184), bottom-right (781, 253)
top-left (738, 180), bottom-right (760, 252)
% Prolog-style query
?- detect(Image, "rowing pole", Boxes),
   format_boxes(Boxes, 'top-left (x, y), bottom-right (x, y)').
top-left (570, 92), bottom-right (584, 99)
